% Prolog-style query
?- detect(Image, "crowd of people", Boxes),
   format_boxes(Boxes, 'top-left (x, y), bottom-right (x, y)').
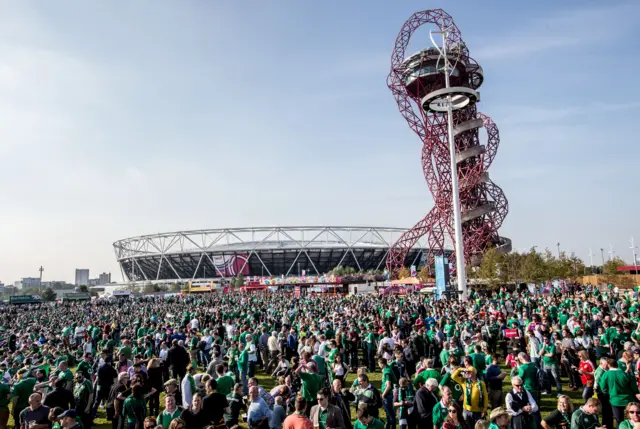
top-left (1, 284), bottom-right (640, 429)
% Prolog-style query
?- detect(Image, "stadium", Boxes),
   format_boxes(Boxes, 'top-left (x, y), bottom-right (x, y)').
top-left (113, 226), bottom-right (450, 282)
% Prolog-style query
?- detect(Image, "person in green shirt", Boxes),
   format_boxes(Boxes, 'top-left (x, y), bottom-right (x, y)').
top-left (10, 369), bottom-right (36, 424)
top-left (600, 359), bottom-right (640, 415)
top-left (469, 345), bottom-right (487, 375)
top-left (539, 336), bottom-right (562, 395)
top-left (123, 385), bottom-right (147, 428)
top-left (215, 364), bottom-right (234, 396)
top-left (76, 354), bottom-right (93, 379)
top-left (365, 328), bottom-right (376, 372)
top-left (570, 398), bottom-right (602, 429)
top-left (0, 378), bottom-right (10, 426)
top-left (432, 386), bottom-right (455, 429)
top-left (617, 402), bottom-right (640, 429)
top-left (296, 362), bottom-right (323, 404)
top-left (237, 348), bottom-right (249, 395)
top-left (354, 407), bottom-right (385, 429)
top-left (516, 353), bottom-right (539, 399)
top-left (440, 360), bottom-right (463, 403)
top-left (119, 341), bottom-right (133, 360)
top-left (157, 395), bottom-right (181, 429)
top-left (414, 358), bottom-right (441, 388)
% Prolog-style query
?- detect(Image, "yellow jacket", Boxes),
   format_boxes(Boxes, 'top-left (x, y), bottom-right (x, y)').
top-left (451, 368), bottom-right (488, 413)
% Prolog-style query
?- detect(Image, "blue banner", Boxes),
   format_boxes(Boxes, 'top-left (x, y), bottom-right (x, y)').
top-left (435, 256), bottom-right (448, 300)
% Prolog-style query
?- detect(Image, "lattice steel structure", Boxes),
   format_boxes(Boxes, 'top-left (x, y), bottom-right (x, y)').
top-left (114, 226), bottom-right (444, 282)
top-left (386, 9), bottom-right (511, 279)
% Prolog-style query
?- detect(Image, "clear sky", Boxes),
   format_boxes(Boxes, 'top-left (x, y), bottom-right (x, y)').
top-left (1, 0), bottom-right (639, 283)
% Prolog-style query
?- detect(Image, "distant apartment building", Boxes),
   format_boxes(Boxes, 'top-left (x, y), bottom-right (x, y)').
top-left (13, 277), bottom-right (41, 290)
top-left (88, 273), bottom-right (112, 287)
top-left (75, 269), bottom-right (90, 286)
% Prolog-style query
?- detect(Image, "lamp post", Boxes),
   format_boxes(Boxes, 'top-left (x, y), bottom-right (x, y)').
top-left (631, 237), bottom-right (638, 284)
top-left (556, 242), bottom-right (561, 258)
top-left (600, 248), bottom-right (605, 274)
top-left (430, 28), bottom-right (467, 301)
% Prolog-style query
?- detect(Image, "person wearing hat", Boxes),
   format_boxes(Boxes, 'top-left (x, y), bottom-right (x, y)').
top-left (489, 407), bottom-right (512, 429)
top-left (58, 409), bottom-right (81, 429)
top-left (11, 368), bottom-right (38, 427)
top-left (451, 366), bottom-right (488, 429)
top-left (162, 379), bottom-right (182, 408)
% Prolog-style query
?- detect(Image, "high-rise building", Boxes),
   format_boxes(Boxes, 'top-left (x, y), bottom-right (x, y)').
top-left (98, 272), bottom-right (111, 285)
top-left (75, 269), bottom-right (90, 286)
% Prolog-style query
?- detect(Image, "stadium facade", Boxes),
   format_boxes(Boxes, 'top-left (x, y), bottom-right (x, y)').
top-left (113, 226), bottom-right (449, 282)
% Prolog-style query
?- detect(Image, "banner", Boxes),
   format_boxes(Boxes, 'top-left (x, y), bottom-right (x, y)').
top-left (434, 256), bottom-right (449, 300)
top-left (505, 329), bottom-right (519, 339)
top-left (211, 254), bottom-right (250, 277)
top-left (62, 292), bottom-right (91, 301)
top-left (294, 286), bottom-right (301, 297)
top-left (410, 265), bottom-right (417, 277)
top-left (9, 295), bottom-right (41, 304)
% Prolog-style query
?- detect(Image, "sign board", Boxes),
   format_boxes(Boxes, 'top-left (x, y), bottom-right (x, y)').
top-left (9, 295), bottom-right (41, 304)
top-left (62, 292), bottom-right (91, 301)
top-left (505, 329), bottom-right (519, 339)
top-left (112, 290), bottom-right (131, 297)
top-left (434, 256), bottom-right (449, 300)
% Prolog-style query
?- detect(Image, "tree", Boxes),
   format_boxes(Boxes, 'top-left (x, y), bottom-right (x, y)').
top-left (236, 274), bottom-right (245, 287)
top-left (418, 265), bottom-right (431, 283)
top-left (41, 287), bottom-right (57, 301)
top-left (604, 257), bottom-right (627, 275)
top-left (170, 283), bottom-right (182, 292)
top-left (501, 252), bottom-right (524, 283)
top-left (143, 282), bottom-right (156, 294)
top-left (398, 267), bottom-right (410, 279)
top-left (520, 248), bottom-right (548, 283)
top-left (477, 247), bottom-right (504, 288)
top-left (78, 285), bottom-right (89, 293)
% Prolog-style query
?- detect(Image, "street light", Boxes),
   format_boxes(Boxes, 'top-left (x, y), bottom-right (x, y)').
top-left (600, 248), bottom-right (605, 274)
top-left (630, 237), bottom-right (638, 284)
top-left (556, 242), bottom-right (561, 258)
top-left (430, 28), bottom-right (467, 301)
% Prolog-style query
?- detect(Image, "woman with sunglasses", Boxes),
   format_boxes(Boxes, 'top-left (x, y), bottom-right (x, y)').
top-left (442, 403), bottom-right (465, 429)
top-left (618, 402), bottom-right (640, 429)
top-left (541, 395), bottom-right (574, 429)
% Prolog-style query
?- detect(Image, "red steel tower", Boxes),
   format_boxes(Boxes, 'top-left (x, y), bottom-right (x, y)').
top-left (386, 9), bottom-right (511, 280)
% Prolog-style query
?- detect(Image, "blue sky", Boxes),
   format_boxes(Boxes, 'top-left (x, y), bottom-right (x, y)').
top-left (0, 0), bottom-right (639, 283)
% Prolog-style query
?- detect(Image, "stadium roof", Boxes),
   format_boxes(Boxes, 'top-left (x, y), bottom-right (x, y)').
top-left (113, 226), bottom-right (452, 282)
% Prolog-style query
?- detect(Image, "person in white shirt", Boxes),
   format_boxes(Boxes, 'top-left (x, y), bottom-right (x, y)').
top-left (246, 335), bottom-right (258, 377)
top-left (506, 376), bottom-right (539, 429)
top-left (159, 342), bottom-right (169, 361)
top-left (181, 365), bottom-right (197, 408)
top-left (190, 318), bottom-right (199, 331)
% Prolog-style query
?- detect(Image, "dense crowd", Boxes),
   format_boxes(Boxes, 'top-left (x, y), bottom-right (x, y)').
top-left (1, 285), bottom-right (640, 429)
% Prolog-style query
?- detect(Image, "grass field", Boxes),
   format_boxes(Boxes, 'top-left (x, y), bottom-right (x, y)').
top-left (8, 365), bottom-right (582, 429)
